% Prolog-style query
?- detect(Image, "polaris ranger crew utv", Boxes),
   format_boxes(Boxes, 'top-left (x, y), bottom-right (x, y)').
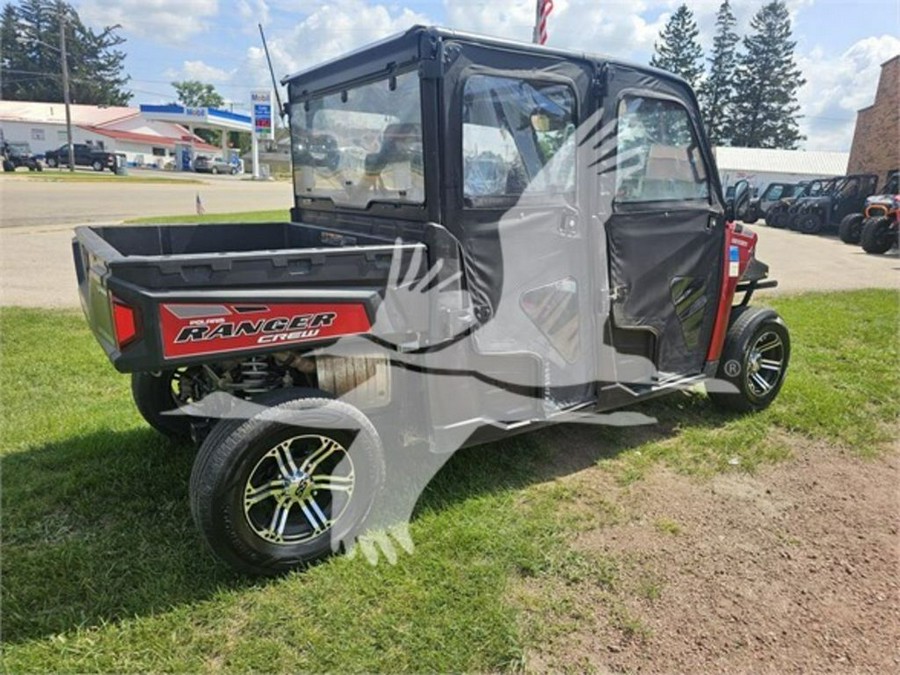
top-left (765, 177), bottom-right (836, 228)
top-left (73, 26), bottom-right (789, 576)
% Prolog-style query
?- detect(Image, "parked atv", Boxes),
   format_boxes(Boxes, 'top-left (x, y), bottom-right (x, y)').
top-left (72, 26), bottom-right (789, 576)
top-left (792, 173), bottom-right (879, 235)
top-left (765, 178), bottom-right (835, 228)
top-left (858, 174), bottom-right (899, 254)
top-left (839, 170), bottom-right (899, 245)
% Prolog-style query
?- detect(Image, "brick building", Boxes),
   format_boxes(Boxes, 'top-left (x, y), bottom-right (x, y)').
top-left (847, 56), bottom-right (899, 183)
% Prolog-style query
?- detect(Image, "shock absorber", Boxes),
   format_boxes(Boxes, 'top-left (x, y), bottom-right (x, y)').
top-left (237, 357), bottom-right (274, 394)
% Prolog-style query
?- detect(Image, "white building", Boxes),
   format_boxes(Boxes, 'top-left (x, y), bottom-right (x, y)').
top-left (0, 101), bottom-right (222, 167)
top-left (715, 146), bottom-right (849, 193)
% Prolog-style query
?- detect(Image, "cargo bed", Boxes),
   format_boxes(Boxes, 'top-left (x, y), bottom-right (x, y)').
top-left (73, 221), bottom-right (425, 372)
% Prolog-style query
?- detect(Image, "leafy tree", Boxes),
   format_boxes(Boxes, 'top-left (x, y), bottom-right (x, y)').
top-left (726, 0), bottom-right (805, 149)
top-left (171, 80), bottom-right (225, 145)
top-left (0, 0), bottom-right (130, 104)
top-left (698, 0), bottom-right (738, 145)
top-left (649, 4), bottom-right (704, 89)
top-left (171, 80), bottom-right (224, 109)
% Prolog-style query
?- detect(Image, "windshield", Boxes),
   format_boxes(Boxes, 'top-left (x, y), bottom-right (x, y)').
top-left (290, 70), bottom-right (424, 208)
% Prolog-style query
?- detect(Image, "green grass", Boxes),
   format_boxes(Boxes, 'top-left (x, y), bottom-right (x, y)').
top-left (1, 289), bottom-right (896, 671)
top-left (126, 209), bottom-right (289, 224)
top-left (0, 170), bottom-right (203, 185)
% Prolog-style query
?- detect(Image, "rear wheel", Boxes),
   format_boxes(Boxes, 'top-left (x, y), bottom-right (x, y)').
top-left (211, 166), bottom-right (219, 175)
top-left (132, 369), bottom-right (209, 440)
top-left (709, 307), bottom-right (790, 413)
top-left (190, 389), bottom-right (385, 576)
top-left (838, 214), bottom-right (864, 244)
top-left (860, 216), bottom-right (896, 254)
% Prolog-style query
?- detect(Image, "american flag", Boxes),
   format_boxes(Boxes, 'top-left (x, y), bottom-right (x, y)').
top-left (535, 0), bottom-right (554, 45)
top-left (196, 193), bottom-right (205, 215)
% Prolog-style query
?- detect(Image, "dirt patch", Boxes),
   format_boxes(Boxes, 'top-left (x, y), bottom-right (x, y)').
top-left (518, 441), bottom-right (900, 673)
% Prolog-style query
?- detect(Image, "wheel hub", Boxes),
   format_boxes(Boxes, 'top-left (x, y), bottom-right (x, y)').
top-left (283, 471), bottom-right (314, 501)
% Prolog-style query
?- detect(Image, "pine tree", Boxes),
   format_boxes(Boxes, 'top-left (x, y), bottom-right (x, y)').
top-left (726, 0), bottom-right (805, 149)
top-left (649, 4), bottom-right (704, 89)
top-left (698, 0), bottom-right (738, 146)
top-left (1, 1), bottom-right (130, 105)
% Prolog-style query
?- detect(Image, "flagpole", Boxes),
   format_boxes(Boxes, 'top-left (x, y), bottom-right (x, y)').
top-left (533, 0), bottom-right (541, 44)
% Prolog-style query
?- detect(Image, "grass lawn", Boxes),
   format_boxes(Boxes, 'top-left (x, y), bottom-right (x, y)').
top-left (127, 209), bottom-right (289, 225)
top-left (0, 290), bottom-right (896, 671)
top-left (0, 170), bottom-right (203, 185)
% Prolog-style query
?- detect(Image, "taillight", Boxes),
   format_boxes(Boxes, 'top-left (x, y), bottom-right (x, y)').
top-left (111, 296), bottom-right (140, 349)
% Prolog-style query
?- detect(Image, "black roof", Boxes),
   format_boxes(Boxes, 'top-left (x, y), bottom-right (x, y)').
top-left (282, 24), bottom-right (691, 96)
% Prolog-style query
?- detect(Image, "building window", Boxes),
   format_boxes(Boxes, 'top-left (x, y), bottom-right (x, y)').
top-left (152, 147), bottom-right (166, 157)
top-left (57, 130), bottom-right (68, 141)
top-left (31, 128), bottom-right (45, 141)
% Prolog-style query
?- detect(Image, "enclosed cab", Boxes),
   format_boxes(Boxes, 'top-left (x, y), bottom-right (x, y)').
top-left (73, 26), bottom-right (789, 575)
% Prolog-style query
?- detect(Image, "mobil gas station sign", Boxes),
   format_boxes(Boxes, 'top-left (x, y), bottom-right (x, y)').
top-left (251, 90), bottom-right (273, 139)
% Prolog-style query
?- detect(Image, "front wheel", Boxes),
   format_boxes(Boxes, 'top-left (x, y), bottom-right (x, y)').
top-left (838, 214), bottom-right (864, 244)
top-left (92, 159), bottom-right (103, 171)
top-left (46, 157), bottom-right (57, 168)
top-left (190, 389), bottom-right (385, 576)
top-left (860, 216), bottom-right (896, 254)
top-left (709, 307), bottom-right (790, 413)
top-left (796, 212), bottom-right (824, 235)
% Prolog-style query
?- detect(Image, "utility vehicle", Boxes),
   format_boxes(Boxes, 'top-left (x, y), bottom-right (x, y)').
top-left (765, 177), bottom-right (836, 228)
top-left (791, 173), bottom-right (879, 234)
top-left (858, 172), bottom-right (900, 254)
top-left (1, 141), bottom-right (43, 172)
top-left (839, 170), bottom-right (899, 245)
top-left (73, 26), bottom-right (790, 575)
top-left (743, 182), bottom-right (800, 224)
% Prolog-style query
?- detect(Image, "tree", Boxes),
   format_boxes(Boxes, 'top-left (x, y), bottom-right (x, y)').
top-left (1, 0), bottom-right (131, 104)
top-left (171, 80), bottom-right (224, 109)
top-left (698, 0), bottom-right (738, 146)
top-left (649, 4), bottom-right (704, 89)
top-left (171, 80), bottom-right (225, 145)
top-left (725, 0), bottom-right (805, 149)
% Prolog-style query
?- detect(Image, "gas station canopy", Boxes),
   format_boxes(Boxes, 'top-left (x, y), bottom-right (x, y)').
top-left (139, 104), bottom-right (253, 133)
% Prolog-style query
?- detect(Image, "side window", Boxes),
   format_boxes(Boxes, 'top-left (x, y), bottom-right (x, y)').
top-left (615, 95), bottom-right (709, 204)
top-left (462, 75), bottom-right (576, 204)
top-left (765, 184), bottom-right (784, 201)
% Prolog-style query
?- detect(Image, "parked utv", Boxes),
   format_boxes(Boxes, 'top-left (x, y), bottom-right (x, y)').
top-left (791, 173), bottom-right (879, 234)
top-left (839, 170), bottom-right (899, 245)
top-left (765, 178), bottom-right (835, 228)
top-left (858, 172), bottom-right (900, 254)
top-left (743, 182), bottom-right (800, 224)
top-left (1, 141), bottom-right (43, 172)
top-left (72, 26), bottom-right (790, 576)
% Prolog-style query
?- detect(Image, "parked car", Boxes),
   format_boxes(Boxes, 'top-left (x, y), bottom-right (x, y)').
top-left (1, 141), bottom-right (43, 172)
top-left (44, 143), bottom-right (118, 172)
top-left (194, 155), bottom-right (240, 175)
top-left (72, 26), bottom-right (789, 576)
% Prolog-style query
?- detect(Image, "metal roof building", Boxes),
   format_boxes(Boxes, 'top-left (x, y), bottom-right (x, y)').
top-left (714, 146), bottom-right (849, 192)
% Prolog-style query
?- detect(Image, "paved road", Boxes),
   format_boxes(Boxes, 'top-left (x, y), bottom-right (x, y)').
top-left (0, 171), bottom-right (291, 228)
top-left (0, 178), bottom-right (900, 307)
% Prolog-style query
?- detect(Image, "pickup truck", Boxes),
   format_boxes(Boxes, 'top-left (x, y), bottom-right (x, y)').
top-left (73, 26), bottom-right (789, 576)
top-left (45, 143), bottom-right (117, 172)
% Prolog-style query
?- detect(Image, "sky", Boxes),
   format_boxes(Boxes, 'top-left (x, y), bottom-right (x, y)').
top-left (58, 0), bottom-right (900, 151)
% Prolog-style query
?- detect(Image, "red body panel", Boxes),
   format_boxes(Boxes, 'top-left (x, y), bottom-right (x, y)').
top-left (706, 222), bottom-right (757, 363)
top-left (159, 302), bottom-right (371, 359)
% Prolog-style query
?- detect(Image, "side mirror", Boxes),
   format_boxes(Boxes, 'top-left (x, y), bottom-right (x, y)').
top-left (726, 179), bottom-right (751, 221)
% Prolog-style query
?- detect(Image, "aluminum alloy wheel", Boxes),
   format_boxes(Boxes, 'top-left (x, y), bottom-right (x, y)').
top-left (243, 434), bottom-right (355, 545)
top-left (745, 330), bottom-right (785, 398)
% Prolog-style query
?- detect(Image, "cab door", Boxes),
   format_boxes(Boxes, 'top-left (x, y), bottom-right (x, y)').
top-left (601, 88), bottom-right (725, 377)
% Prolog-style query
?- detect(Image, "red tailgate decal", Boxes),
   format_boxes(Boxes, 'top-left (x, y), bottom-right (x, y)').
top-left (160, 303), bottom-right (370, 359)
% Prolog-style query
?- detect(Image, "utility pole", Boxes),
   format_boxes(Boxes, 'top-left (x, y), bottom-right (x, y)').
top-left (58, 2), bottom-right (75, 172)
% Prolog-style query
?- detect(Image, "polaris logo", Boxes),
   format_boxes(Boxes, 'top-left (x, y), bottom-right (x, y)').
top-left (174, 312), bottom-right (337, 345)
